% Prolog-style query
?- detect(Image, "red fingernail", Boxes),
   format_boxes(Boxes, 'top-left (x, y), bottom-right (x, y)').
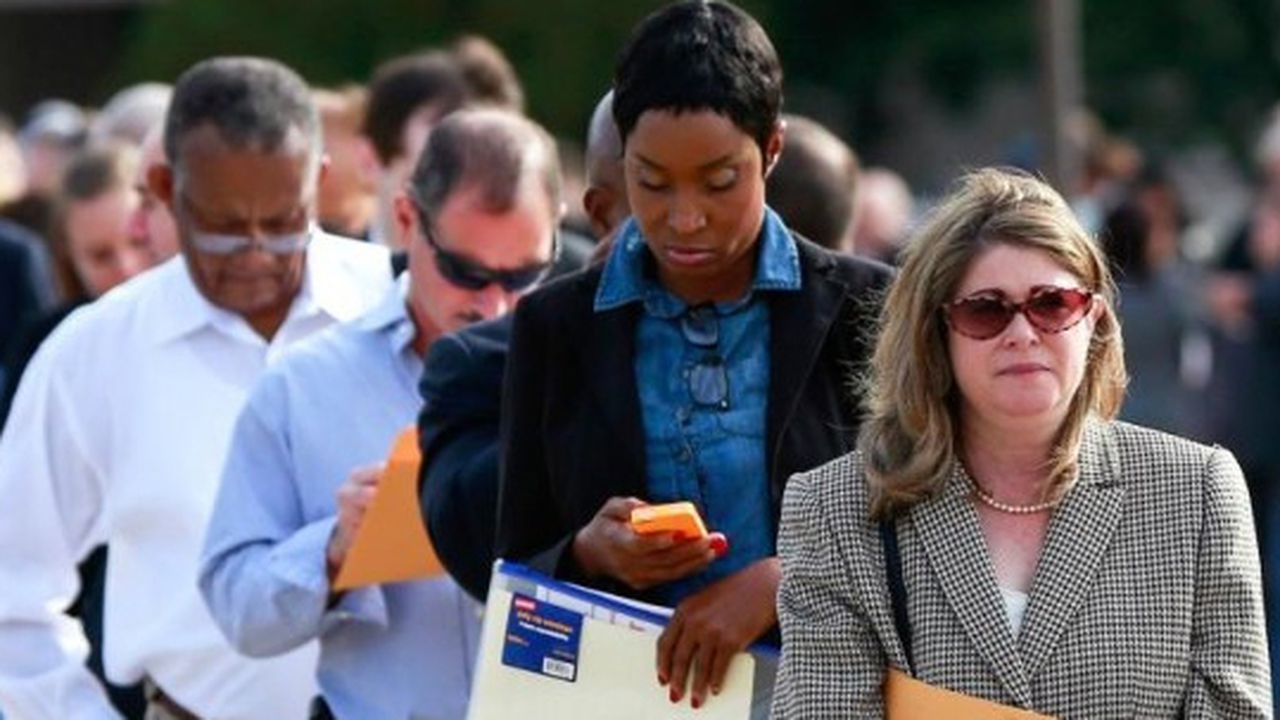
top-left (657, 673), bottom-right (667, 686)
top-left (692, 697), bottom-right (702, 710)
top-left (709, 534), bottom-right (729, 557)
top-left (669, 688), bottom-right (680, 703)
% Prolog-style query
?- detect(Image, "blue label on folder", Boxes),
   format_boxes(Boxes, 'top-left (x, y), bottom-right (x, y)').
top-left (501, 593), bottom-right (583, 683)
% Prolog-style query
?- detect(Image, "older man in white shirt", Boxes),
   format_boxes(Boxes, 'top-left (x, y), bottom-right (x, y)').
top-left (0, 57), bottom-right (391, 720)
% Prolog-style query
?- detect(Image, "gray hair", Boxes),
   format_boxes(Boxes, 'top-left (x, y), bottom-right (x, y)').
top-left (410, 107), bottom-right (561, 219)
top-left (164, 57), bottom-right (320, 181)
top-left (92, 82), bottom-right (172, 146)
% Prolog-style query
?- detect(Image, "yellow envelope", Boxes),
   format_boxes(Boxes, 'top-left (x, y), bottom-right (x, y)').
top-left (333, 426), bottom-right (444, 590)
top-left (885, 668), bottom-right (1055, 719)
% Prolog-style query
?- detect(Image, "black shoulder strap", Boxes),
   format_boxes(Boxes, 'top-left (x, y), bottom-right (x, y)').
top-left (879, 519), bottom-right (914, 673)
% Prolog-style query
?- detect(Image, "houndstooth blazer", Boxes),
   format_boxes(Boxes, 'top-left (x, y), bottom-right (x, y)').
top-left (771, 420), bottom-right (1271, 718)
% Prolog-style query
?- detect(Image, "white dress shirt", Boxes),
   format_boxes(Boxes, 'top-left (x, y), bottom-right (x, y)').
top-left (0, 233), bottom-right (392, 720)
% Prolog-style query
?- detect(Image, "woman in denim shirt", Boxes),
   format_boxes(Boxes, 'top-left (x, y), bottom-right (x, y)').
top-left (496, 0), bottom-right (892, 711)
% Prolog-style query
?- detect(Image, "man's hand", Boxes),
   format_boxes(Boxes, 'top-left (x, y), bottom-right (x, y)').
top-left (572, 497), bottom-right (718, 590)
top-left (656, 557), bottom-right (780, 709)
top-left (325, 463), bottom-right (384, 581)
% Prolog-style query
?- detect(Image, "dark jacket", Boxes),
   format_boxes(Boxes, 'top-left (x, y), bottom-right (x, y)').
top-left (495, 235), bottom-right (892, 597)
top-left (417, 315), bottom-right (512, 601)
top-left (0, 220), bottom-right (56, 362)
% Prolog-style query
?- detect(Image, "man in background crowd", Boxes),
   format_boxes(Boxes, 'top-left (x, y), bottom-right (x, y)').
top-left (314, 85), bottom-right (378, 239)
top-left (363, 51), bottom-right (469, 250)
top-left (851, 166), bottom-right (913, 264)
top-left (765, 113), bottom-right (860, 253)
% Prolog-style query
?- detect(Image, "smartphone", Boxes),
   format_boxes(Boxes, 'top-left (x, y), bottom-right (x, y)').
top-left (629, 501), bottom-right (708, 540)
top-left (629, 502), bottom-right (729, 556)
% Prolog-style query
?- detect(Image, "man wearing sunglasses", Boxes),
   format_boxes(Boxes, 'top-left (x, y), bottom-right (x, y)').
top-left (199, 107), bottom-right (561, 720)
top-left (415, 89), bottom-right (632, 603)
top-left (0, 58), bottom-right (394, 720)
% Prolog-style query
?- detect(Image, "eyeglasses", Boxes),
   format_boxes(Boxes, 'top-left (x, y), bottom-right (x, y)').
top-left (176, 192), bottom-right (313, 256)
top-left (413, 203), bottom-right (557, 292)
top-left (944, 286), bottom-right (1094, 340)
top-left (187, 226), bottom-right (313, 256)
top-left (681, 305), bottom-right (729, 409)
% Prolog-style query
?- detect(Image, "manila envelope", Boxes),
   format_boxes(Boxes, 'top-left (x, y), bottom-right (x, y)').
top-left (885, 668), bottom-right (1054, 719)
top-left (333, 426), bottom-right (444, 590)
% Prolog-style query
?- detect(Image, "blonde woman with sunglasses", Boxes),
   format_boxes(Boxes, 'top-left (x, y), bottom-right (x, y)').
top-left (772, 167), bottom-right (1270, 718)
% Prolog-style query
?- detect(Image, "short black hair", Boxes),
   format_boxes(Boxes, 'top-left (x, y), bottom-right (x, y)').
top-left (165, 57), bottom-right (319, 178)
top-left (363, 51), bottom-right (469, 166)
top-left (612, 0), bottom-right (783, 156)
top-left (766, 114), bottom-right (859, 250)
top-left (410, 108), bottom-right (561, 220)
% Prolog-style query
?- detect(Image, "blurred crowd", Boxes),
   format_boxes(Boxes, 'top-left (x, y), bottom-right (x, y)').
top-left (0, 3), bottom-right (1275, 718)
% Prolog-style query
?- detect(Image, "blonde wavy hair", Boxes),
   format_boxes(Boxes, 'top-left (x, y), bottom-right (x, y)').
top-left (862, 167), bottom-right (1127, 519)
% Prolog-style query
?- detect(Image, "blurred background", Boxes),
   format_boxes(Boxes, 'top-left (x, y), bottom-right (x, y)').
top-left (1, 0), bottom-right (1278, 195)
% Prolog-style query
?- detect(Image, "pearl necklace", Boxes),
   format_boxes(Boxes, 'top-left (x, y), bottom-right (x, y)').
top-left (961, 465), bottom-right (1059, 515)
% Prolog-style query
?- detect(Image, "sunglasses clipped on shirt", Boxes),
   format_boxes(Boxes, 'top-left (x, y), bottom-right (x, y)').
top-left (943, 285), bottom-right (1095, 340)
top-left (414, 203), bottom-right (558, 292)
top-left (681, 305), bottom-right (729, 409)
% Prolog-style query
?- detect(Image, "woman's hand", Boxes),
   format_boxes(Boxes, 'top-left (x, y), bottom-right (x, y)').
top-left (656, 557), bottom-right (780, 709)
top-left (572, 497), bottom-right (718, 590)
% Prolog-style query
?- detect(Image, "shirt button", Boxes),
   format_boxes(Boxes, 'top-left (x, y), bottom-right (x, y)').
top-left (678, 447), bottom-right (692, 463)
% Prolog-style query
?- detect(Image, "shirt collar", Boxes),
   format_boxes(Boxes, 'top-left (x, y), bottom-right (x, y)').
top-left (355, 272), bottom-right (418, 357)
top-left (144, 230), bottom-right (382, 346)
top-left (593, 206), bottom-right (801, 314)
top-left (292, 230), bottom-right (388, 325)
top-left (139, 255), bottom-right (222, 345)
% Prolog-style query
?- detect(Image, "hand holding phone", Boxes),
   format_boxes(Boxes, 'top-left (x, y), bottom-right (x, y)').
top-left (629, 502), bottom-right (729, 556)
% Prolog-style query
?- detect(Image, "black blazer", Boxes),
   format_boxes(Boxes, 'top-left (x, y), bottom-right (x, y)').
top-left (417, 315), bottom-right (512, 601)
top-left (496, 236), bottom-right (893, 595)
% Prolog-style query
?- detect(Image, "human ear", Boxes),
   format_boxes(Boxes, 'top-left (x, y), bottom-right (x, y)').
top-left (584, 187), bottom-right (614, 241)
top-left (763, 120), bottom-right (785, 177)
top-left (148, 164), bottom-right (175, 211)
top-left (391, 192), bottom-right (419, 251)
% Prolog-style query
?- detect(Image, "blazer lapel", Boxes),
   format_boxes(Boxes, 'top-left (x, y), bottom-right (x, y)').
top-left (588, 300), bottom-right (647, 498)
top-left (911, 468), bottom-right (1034, 705)
top-left (1017, 421), bottom-right (1126, 679)
top-left (766, 248), bottom-right (847, 493)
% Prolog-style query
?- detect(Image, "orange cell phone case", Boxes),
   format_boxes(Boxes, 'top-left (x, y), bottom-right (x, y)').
top-left (629, 502), bottom-right (708, 540)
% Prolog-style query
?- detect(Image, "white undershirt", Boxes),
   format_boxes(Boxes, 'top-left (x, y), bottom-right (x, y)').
top-left (999, 586), bottom-right (1030, 636)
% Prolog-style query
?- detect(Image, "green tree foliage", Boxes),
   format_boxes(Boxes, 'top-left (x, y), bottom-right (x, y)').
top-left (113, 0), bottom-right (1280, 163)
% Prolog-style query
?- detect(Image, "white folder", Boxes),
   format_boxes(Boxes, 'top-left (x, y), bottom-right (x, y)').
top-left (467, 561), bottom-right (776, 720)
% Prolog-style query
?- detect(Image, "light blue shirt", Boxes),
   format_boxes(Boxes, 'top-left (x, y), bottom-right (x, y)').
top-left (594, 208), bottom-right (801, 605)
top-left (199, 277), bottom-right (481, 720)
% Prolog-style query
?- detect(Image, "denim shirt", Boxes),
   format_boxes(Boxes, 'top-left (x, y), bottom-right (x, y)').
top-left (594, 208), bottom-right (801, 604)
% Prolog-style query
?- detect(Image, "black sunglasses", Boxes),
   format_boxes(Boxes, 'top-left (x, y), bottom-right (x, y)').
top-left (414, 203), bottom-right (558, 292)
top-left (681, 305), bottom-right (729, 409)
